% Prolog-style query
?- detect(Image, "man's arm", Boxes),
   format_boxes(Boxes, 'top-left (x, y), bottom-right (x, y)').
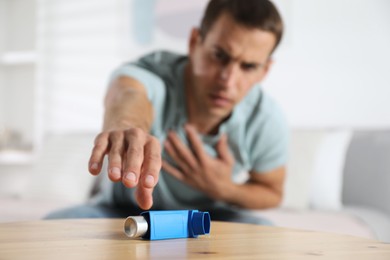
top-left (219, 167), bottom-right (285, 209)
top-left (88, 76), bottom-right (162, 210)
top-left (102, 76), bottom-right (153, 132)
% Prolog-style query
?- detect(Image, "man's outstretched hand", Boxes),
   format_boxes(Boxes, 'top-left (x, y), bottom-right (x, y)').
top-left (88, 127), bottom-right (161, 210)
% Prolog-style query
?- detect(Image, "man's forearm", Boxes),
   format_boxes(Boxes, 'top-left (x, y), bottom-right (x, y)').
top-left (103, 76), bottom-right (153, 131)
top-left (221, 182), bottom-right (283, 209)
top-left (218, 167), bottom-right (285, 209)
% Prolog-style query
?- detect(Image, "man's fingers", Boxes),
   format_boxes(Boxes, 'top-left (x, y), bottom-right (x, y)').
top-left (140, 138), bottom-right (161, 189)
top-left (135, 186), bottom-right (154, 210)
top-left (89, 133), bottom-right (109, 175)
top-left (164, 139), bottom-right (192, 174)
top-left (216, 134), bottom-right (234, 164)
top-left (162, 160), bottom-right (185, 181)
top-left (184, 124), bottom-right (208, 164)
top-left (132, 134), bottom-right (162, 210)
top-left (107, 131), bottom-right (124, 182)
top-left (122, 129), bottom-right (145, 188)
top-left (166, 131), bottom-right (198, 169)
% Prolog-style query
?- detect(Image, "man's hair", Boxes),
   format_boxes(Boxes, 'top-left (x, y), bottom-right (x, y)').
top-left (199, 0), bottom-right (283, 53)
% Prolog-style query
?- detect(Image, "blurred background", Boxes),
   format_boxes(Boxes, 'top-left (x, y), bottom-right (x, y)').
top-left (0, 0), bottom-right (389, 240)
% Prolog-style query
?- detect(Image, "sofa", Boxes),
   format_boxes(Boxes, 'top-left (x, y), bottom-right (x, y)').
top-left (1, 130), bottom-right (389, 242)
top-left (254, 130), bottom-right (390, 242)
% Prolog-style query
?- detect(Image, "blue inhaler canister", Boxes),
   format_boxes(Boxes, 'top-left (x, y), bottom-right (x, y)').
top-left (124, 210), bottom-right (211, 240)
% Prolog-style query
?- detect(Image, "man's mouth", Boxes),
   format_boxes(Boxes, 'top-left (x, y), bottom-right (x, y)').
top-left (209, 93), bottom-right (232, 107)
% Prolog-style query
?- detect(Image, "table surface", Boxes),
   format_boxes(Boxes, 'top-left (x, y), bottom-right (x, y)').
top-left (0, 219), bottom-right (389, 260)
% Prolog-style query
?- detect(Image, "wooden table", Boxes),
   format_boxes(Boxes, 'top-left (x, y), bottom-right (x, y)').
top-left (0, 219), bottom-right (389, 259)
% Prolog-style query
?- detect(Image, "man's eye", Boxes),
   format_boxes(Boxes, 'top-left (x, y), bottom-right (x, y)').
top-left (213, 50), bottom-right (229, 64)
top-left (241, 63), bottom-right (257, 72)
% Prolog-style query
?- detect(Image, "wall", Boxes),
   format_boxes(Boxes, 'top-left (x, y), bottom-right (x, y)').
top-left (0, 0), bottom-right (37, 145)
top-left (265, 0), bottom-right (390, 129)
top-left (0, 0), bottom-right (7, 128)
top-left (39, 0), bottom-right (126, 133)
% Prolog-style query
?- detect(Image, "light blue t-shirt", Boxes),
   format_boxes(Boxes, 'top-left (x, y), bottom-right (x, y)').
top-left (105, 51), bottom-right (288, 210)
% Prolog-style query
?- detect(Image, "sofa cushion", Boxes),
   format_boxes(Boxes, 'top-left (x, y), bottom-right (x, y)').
top-left (342, 130), bottom-right (390, 217)
top-left (345, 206), bottom-right (390, 243)
top-left (283, 130), bottom-right (352, 210)
top-left (251, 208), bottom-right (375, 240)
top-left (308, 130), bottom-right (352, 210)
top-left (282, 130), bottom-right (325, 209)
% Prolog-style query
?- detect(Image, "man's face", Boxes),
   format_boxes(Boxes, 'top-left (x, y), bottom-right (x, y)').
top-left (188, 12), bottom-right (276, 119)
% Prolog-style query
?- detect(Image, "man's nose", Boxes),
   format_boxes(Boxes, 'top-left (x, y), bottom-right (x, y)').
top-left (219, 63), bottom-right (239, 89)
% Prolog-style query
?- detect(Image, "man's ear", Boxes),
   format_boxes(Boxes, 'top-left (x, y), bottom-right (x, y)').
top-left (188, 27), bottom-right (200, 54)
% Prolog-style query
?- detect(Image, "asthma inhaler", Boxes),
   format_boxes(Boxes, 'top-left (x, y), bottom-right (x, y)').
top-left (124, 210), bottom-right (211, 240)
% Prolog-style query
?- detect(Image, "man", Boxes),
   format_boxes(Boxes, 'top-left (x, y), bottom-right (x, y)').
top-left (47, 0), bottom-right (288, 223)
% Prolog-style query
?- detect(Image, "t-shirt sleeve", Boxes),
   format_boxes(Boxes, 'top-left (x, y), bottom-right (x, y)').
top-left (108, 64), bottom-right (166, 102)
top-left (248, 98), bottom-right (289, 173)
